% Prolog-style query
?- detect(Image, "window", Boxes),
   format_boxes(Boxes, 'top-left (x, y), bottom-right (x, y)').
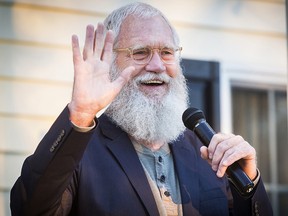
top-left (232, 86), bottom-right (287, 215)
top-left (182, 59), bottom-right (220, 131)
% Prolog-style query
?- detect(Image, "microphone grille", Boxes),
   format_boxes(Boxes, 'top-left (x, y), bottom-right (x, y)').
top-left (182, 107), bottom-right (205, 129)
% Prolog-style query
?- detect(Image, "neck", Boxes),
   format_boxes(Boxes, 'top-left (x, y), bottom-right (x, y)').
top-left (132, 137), bottom-right (166, 152)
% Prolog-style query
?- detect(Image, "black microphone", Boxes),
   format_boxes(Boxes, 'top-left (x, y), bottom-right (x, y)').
top-left (182, 107), bottom-right (254, 195)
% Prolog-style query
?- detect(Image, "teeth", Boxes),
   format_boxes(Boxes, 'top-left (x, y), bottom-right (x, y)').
top-left (142, 80), bottom-right (163, 84)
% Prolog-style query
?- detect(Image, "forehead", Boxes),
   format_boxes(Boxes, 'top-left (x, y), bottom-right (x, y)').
top-left (117, 15), bottom-right (175, 48)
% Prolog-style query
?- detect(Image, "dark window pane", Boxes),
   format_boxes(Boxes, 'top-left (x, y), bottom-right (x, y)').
top-left (182, 59), bottom-right (220, 131)
top-left (276, 91), bottom-right (288, 184)
top-left (232, 88), bottom-right (270, 182)
top-left (279, 192), bottom-right (288, 215)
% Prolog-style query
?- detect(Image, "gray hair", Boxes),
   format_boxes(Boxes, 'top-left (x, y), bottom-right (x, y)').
top-left (103, 2), bottom-right (180, 47)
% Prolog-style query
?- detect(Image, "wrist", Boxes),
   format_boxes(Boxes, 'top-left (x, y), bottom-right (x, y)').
top-left (71, 118), bottom-right (96, 132)
top-left (68, 103), bottom-right (96, 127)
top-left (246, 165), bottom-right (258, 181)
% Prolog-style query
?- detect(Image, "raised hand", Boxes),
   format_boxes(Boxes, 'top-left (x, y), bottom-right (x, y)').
top-left (200, 133), bottom-right (257, 180)
top-left (68, 23), bottom-right (137, 127)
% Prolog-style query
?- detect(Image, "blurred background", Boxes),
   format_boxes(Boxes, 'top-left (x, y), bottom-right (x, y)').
top-left (0, 0), bottom-right (287, 215)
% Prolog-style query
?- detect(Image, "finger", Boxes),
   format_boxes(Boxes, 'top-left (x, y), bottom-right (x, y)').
top-left (216, 145), bottom-right (240, 177)
top-left (102, 30), bottom-right (114, 63)
top-left (208, 133), bottom-right (234, 160)
top-left (200, 146), bottom-right (209, 160)
top-left (72, 35), bottom-right (81, 65)
top-left (200, 146), bottom-right (213, 166)
top-left (94, 23), bottom-right (105, 59)
top-left (223, 139), bottom-right (255, 166)
top-left (112, 66), bottom-right (137, 91)
top-left (214, 136), bottom-right (254, 177)
top-left (210, 138), bottom-right (236, 171)
top-left (216, 159), bottom-right (229, 177)
top-left (83, 25), bottom-right (95, 60)
top-left (216, 145), bottom-right (245, 177)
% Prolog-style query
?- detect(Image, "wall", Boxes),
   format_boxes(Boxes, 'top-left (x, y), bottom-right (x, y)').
top-left (0, 0), bottom-right (286, 215)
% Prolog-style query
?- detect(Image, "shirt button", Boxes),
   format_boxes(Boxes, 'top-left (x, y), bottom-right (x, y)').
top-left (160, 175), bottom-right (166, 183)
top-left (158, 156), bottom-right (163, 163)
top-left (164, 191), bottom-right (170, 197)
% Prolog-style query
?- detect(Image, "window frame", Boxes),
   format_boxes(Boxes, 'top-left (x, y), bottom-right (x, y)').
top-left (221, 68), bottom-right (287, 215)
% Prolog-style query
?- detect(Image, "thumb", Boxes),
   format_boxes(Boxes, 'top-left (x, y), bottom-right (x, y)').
top-left (200, 146), bottom-right (209, 160)
top-left (113, 66), bottom-right (137, 89)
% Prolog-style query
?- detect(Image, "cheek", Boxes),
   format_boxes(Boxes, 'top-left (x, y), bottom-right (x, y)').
top-left (115, 55), bottom-right (136, 71)
top-left (166, 65), bottom-right (180, 78)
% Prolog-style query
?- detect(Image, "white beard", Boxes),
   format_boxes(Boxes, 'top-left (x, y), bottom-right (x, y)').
top-left (105, 65), bottom-right (188, 145)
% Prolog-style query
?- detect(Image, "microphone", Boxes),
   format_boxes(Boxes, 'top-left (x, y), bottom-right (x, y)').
top-left (182, 107), bottom-right (254, 195)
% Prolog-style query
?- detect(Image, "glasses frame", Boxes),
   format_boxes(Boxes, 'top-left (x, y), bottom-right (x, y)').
top-left (113, 46), bottom-right (182, 65)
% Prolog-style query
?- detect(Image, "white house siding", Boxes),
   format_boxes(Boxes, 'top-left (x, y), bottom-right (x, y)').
top-left (0, 0), bottom-right (286, 215)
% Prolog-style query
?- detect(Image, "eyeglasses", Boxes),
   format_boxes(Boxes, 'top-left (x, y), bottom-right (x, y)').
top-left (113, 46), bottom-right (182, 65)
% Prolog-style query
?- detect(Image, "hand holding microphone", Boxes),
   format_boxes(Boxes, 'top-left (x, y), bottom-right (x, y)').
top-left (182, 107), bottom-right (257, 195)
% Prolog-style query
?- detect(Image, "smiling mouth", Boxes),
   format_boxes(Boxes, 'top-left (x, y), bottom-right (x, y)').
top-left (140, 80), bottom-right (165, 86)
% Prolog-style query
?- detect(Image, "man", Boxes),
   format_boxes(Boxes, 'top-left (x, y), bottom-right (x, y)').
top-left (10, 2), bottom-right (273, 216)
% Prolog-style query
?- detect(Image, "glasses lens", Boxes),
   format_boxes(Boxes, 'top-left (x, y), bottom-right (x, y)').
top-left (160, 48), bottom-right (176, 64)
top-left (132, 47), bottom-right (150, 64)
top-left (130, 47), bottom-right (181, 64)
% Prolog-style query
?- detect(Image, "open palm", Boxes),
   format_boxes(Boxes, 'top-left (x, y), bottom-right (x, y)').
top-left (68, 23), bottom-right (136, 127)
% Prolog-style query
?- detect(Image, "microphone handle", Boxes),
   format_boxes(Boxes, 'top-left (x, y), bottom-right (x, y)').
top-left (194, 120), bottom-right (254, 195)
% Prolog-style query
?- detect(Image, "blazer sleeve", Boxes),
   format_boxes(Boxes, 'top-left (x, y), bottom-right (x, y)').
top-left (10, 106), bottom-right (96, 216)
top-left (230, 177), bottom-right (273, 216)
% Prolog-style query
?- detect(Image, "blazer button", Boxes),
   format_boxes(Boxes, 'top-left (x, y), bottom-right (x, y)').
top-left (50, 129), bottom-right (66, 152)
top-left (254, 201), bottom-right (259, 216)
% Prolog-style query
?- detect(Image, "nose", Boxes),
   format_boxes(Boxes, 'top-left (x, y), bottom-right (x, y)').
top-left (144, 50), bottom-right (166, 73)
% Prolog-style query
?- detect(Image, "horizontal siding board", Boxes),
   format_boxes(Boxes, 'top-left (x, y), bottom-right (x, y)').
top-left (0, 31), bottom-right (286, 83)
top-left (163, 0), bottom-right (285, 34)
top-left (0, 153), bottom-right (27, 188)
top-left (0, 0), bottom-right (285, 34)
top-left (0, 191), bottom-right (11, 216)
top-left (0, 116), bottom-right (53, 152)
top-left (0, 79), bottom-right (72, 116)
top-left (178, 27), bottom-right (287, 74)
top-left (0, 44), bottom-right (74, 82)
top-left (0, 5), bottom-right (104, 45)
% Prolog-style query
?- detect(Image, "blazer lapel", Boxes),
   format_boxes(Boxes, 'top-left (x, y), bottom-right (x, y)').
top-left (170, 133), bottom-right (201, 216)
top-left (99, 115), bottom-right (159, 216)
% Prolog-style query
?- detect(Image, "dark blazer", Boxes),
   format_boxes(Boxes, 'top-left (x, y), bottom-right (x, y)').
top-left (10, 107), bottom-right (273, 216)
